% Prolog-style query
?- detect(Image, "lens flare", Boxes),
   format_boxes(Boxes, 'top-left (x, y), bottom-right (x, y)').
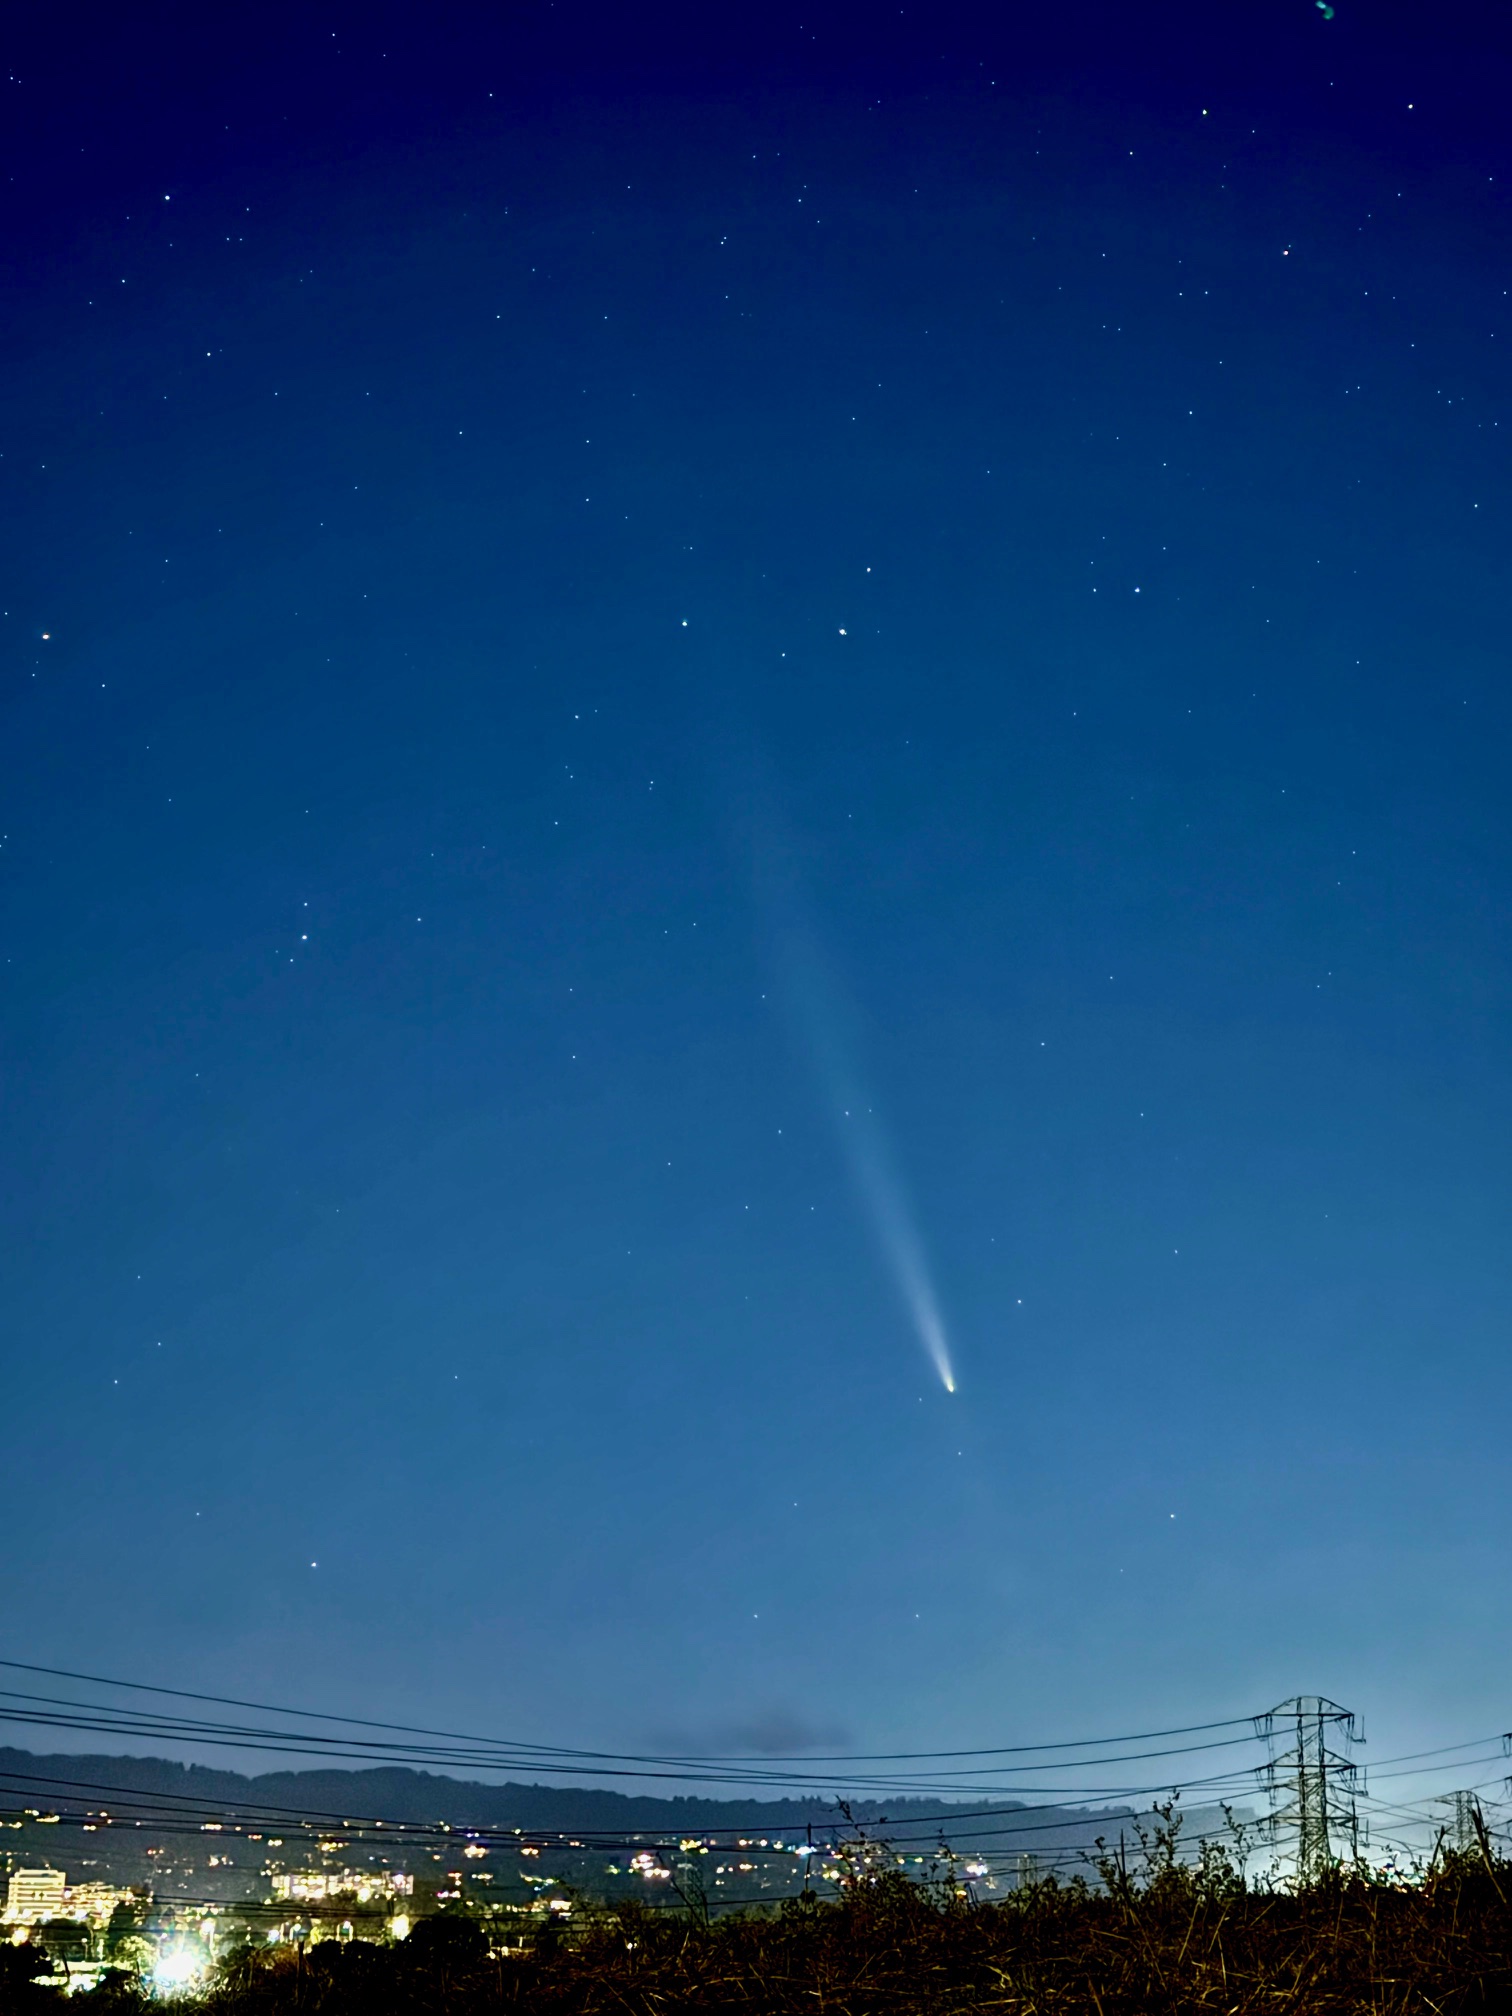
top-left (152, 1945), bottom-right (206, 1995)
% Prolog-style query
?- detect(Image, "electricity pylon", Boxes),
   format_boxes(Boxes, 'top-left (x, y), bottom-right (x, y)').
top-left (1258, 1696), bottom-right (1363, 1884)
top-left (1434, 1790), bottom-right (1479, 1853)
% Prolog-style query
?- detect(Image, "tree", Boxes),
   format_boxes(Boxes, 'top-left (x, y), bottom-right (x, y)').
top-left (33, 1919), bottom-right (91, 1965)
top-left (106, 1938), bottom-right (156, 1980)
top-left (0, 1936), bottom-right (56, 2008)
top-left (401, 1914), bottom-right (489, 1969)
top-left (103, 1903), bottom-right (142, 1959)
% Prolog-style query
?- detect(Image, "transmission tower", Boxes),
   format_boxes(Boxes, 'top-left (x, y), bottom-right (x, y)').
top-left (1434, 1790), bottom-right (1479, 1854)
top-left (1258, 1696), bottom-right (1363, 1884)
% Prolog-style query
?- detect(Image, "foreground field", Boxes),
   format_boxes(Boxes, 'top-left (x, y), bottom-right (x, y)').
top-left (10, 1839), bottom-right (1512, 2015)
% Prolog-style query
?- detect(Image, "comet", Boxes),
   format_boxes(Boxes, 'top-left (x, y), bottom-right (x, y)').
top-left (839, 1105), bottom-right (957, 1393)
top-left (760, 858), bottom-right (957, 1395)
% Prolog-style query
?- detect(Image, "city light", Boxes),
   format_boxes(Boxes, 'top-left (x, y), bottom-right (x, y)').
top-left (152, 1944), bottom-right (206, 1994)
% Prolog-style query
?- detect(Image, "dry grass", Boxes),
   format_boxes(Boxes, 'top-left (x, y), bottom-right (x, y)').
top-left (20, 1819), bottom-right (1508, 2016)
top-left (184, 1841), bottom-right (1512, 2016)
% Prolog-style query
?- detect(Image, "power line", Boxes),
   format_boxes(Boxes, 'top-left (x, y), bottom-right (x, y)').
top-left (1, 1659), bottom-right (1499, 1874)
top-left (0, 1656), bottom-right (1258, 1768)
top-left (0, 1764), bottom-right (1168, 1851)
top-left (0, 1705), bottom-right (1279, 1805)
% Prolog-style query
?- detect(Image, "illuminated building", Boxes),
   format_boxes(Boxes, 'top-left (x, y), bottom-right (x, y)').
top-left (270, 1869), bottom-right (413, 1904)
top-left (3, 1868), bottom-right (67, 1924)
top-left (66, 1883), bottom-right (137, 1923)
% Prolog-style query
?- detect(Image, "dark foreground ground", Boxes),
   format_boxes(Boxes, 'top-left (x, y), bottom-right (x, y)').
top-left (7, 1845), bottom-right (1512, 2014)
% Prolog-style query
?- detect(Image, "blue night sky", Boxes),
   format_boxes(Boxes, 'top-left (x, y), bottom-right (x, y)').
top-left (2, 1), bottom-right (1509, 1772)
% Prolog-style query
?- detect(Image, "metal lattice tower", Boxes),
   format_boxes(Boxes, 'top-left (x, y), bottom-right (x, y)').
top-left (1435, 1790), bottom-right (1479, 1853)
top-left (1258, 1696), bottom-right (1363, 1884)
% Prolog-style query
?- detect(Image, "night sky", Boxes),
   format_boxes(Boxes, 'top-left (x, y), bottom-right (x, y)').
top-left (3, 1), bottom-right (1510, 1776)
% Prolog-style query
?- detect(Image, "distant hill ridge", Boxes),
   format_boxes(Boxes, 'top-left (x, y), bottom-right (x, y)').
top-left (0, 1746), bottom-right (1116, 1836)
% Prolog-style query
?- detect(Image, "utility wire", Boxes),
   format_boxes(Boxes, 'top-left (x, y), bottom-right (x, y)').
top-left (0, 1656), bottom-right (1257, 1767)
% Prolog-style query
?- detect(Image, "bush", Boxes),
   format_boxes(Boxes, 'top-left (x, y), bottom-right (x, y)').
top-left (170, 1833), bottom-right (1512, 2016)
top-left (0, 1940), bottom-right (56, 2014)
